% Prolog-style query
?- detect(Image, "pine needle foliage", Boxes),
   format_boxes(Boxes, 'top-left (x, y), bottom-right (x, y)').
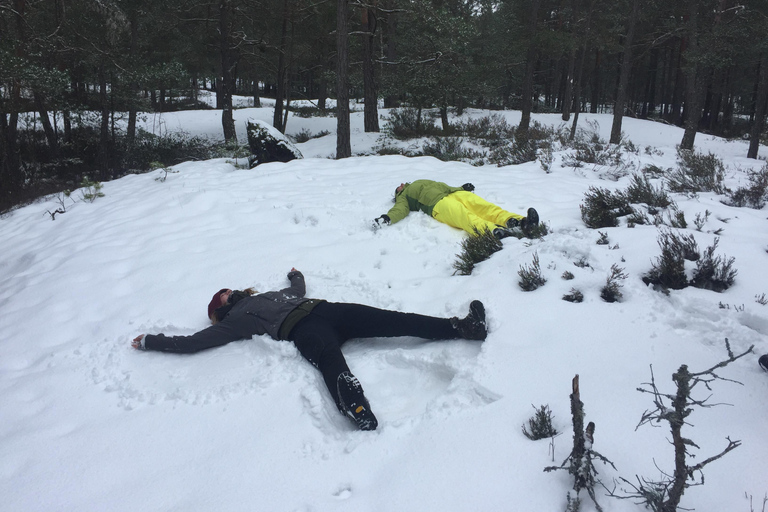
top-left (625, 173), bottom-right (672, 208)
top-left (563, 288), bottom-right (584, 303)
top-left (522, 404), bottom-right (559, 440)
top-left (643, 231), bottom-right (692, 291)
top-left (644, 232), bottom-right (737, 293)
top-left (668, 149), bottom-right (726, 194)
top-left (580, 186), bottom-right (633, 228)
top-left (725, 164), bottom-right (768, 209)
top-left (600, 264), bottom-right (628, 302)
top-left (518, 252), bottom-right (547, 291)
top-left (453, 228), bottom-right (503, 275)
top-left (690, 238), bottom-right (737, 292)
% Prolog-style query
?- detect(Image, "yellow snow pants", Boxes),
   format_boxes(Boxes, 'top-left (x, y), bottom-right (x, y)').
top-left (431, 191), bottom-right (523, 235)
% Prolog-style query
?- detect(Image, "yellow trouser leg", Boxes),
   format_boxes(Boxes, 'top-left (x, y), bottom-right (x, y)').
top-left (433, 191), bottom-right (520, 234)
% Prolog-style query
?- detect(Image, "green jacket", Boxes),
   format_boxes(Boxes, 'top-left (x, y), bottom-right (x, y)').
top-left (386, 180), bottom-right (464, 223)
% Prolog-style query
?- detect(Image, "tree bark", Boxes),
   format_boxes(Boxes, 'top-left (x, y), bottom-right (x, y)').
top-left (680, 0), bottom-right (705, 151)
top-left (361, 4), bottom-right (379, 132)
top-left (220, 0), bottom-right (237, 142)
top-left (273, 0), bottom-right (290, 133)
top-left (610, 0), bottom-right (639, 144)
top-left (519, 0), bottom-right (541, 132)
top-left (383, 0), bottom-right (399, 109)
top-left (562, 47), bottom-right (576, 122)
top-left (336, 0), bottom-right (351, 158)
top-left (569, 0), bottom-right (595, 140)
top-left (748, 53), bottom-right (768, 159)
top-left (590, 49), bottom-right (601, 113)
top-left (98, 65), bottom-right (111, 179)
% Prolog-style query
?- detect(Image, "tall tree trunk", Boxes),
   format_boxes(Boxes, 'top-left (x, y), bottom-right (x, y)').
top-left (33, 92), bottom-right (58, 156)
top-left (642, 48), bottom-right (659, 118)
top-left (361, 4), bottom-right (379, 132)
top-left (219, 0), bottom-right (236, 142)
top-left (610, 0), bottom-right (639, 144)
top-left (252, 77), bottom-right (261, 108)
top-left (336, 0), bottom-right (351, 158)
top-left (383, 0), bottom-right (398, 108)
top-left (0, 110), bottom-right (22, 208)
top-left (126, 17), bottom-right (140, 147)
top-left (680, 0), bottom-right (705, 150)
top-left (98, 65), bottom-right (110, 179)
top-left (590, 49), bottom-right (600, 113)
top-left (748, 53), bottom-right (768, 159)
top-left (562, 48), bottom-right (577, 121)
top-left (570, 0), bottom-right (595, 140)
top-left (519, 0), bottom-right (541, 132)
top-left (669, 39), bottom-right (685, 125)
top-left (273, 0), bottom-right (290, 132)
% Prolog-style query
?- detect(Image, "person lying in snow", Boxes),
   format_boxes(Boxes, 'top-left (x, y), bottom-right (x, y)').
top-left (132, 268), bottom-right (487, 431)
top-left (373, 179), bottom-right (539, 239)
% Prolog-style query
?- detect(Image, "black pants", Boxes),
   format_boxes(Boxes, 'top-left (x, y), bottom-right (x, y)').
top-left (286, 302), bottom-right (458, 407)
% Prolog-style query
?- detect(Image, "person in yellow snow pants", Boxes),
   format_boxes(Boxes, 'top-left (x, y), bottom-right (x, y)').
top-left (432, 190), bottom-right (522, 234)
top-left (373, 179), bottom-right (539, 238)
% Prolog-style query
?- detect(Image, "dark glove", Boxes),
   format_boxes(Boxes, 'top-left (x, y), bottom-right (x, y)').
top-left (374, 214), bottom-right (390, 226)
top-left (462, 183), bottom-right (475, 192)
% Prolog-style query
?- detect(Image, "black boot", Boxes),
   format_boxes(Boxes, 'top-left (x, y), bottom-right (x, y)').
top-left (336, 371), bottom-right (378, 431)
top-left (519, 207), bottom-right (539, 235)
top-left (760, 354), bottom-right (768, 372)
top-left (451, 300), bottom-right (487, 341)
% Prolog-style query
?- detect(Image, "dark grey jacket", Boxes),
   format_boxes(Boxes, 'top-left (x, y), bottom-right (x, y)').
top-left (144, 271), bottom-right (310, 353)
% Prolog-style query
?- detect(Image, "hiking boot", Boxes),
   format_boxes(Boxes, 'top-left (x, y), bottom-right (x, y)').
top-left (336, 371), bottom-right (378, 431)
top-left (451, 300), bottom-right (487, 341)
top-left (506, 217), bottom-right (521, 229)
top-left (760, 354), bottom-right (768, 372)
top-left (519, 207), bottom-right (540, 235)
top-left (493, 227), bottom-right (513, 239)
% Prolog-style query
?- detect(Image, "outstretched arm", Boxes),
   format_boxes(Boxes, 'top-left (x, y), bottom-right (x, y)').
top-left (133, 322), bottom-right (245, 353)
top-left (281, 268), bottom-right (306, 298)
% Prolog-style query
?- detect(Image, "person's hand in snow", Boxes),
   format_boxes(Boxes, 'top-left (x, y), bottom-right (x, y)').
top-left (373, 214), bottom-right (390, 230)
top-left (132, 334), bottom-right (146, 350)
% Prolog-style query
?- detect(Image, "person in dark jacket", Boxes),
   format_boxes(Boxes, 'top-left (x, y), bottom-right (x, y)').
top-left (132, 269), bottom-right (487, 431)
top-left (373, 179), bottom-right (539, 238)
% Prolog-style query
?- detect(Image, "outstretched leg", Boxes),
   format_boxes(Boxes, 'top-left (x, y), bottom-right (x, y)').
top-left (287, 316), bottom-right (378, 430)
top-left (310, 302), bottom-right (459, 342)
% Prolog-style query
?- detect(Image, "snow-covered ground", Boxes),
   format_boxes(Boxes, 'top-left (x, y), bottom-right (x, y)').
top-left (1, 99), bottom-right (767, 512)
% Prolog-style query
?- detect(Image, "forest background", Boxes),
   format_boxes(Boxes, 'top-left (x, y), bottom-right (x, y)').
top-left (2, 0), bottom-right (768, 213)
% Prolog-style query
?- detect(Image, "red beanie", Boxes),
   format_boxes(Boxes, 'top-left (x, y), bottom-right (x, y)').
top-left (207, 288), bottom-right (229, 319)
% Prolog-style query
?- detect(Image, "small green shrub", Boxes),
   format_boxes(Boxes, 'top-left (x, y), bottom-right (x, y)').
top-left (421, 137), bottom-right (485, 165)
top-left (562, 270), bottom-right (575, 280)
top-left (580, 186), bottom-right (632, 228)
top-left (563, 288), bottom-right (584, 303)
top-left (453, 228), bottom-right (503, 275)
top-left (518, 252), bottom-right (547, 291)
top-left (725, 164), bottom-right (768, 209)
top-left (451, 114), bottom-right (515, 147)
top-left (668, 149), bottom-right (726, 194)
top-left (625, 174), bottom-right (672, 208)
top-left (289, 105), bottom-right (331, 118)
top-left (291, 128), bottom-right (314, 143)
top-left (385, 107), bottom-right (441, 140)
top-left (643, 231), bottom-right (689, 291)
top-left (600, 264), bottom-right (628, 302)
top-left (690, 238), bottom-right (737, 292)
top-left (488, 121), bottom-right (555, 166)
top-left (79, 177), bottom-right (104, 202)
top-left (522, 404), bottom-right (558, 440)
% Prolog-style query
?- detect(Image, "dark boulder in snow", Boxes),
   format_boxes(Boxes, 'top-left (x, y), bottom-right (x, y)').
top-left (246, 119), bottom-right (303, 168)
